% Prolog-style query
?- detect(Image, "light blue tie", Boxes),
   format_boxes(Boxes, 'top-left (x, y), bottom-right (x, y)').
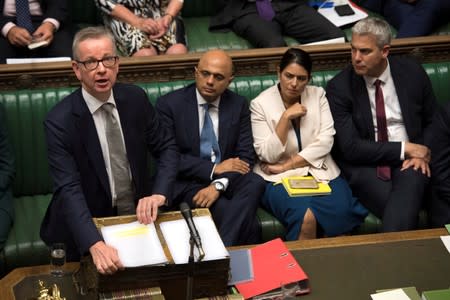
top-left (200, 103), bottom-right (221, 163)
top-left (16, 0), bottom-right (34, 33)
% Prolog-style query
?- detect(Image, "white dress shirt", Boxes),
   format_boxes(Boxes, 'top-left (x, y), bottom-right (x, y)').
top-left (363, 60), bottom-right (408, 159)
top-left (195, 89), bottom-right (229, 190)
top-left (2, 0), bottom-right (60, 37)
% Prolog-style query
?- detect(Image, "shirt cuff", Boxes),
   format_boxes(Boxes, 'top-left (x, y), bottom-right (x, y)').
top-left (43, 18), bottom-right (60, 31)
top-left (2, 22), bottom-right (16, 38)
top-left (212, 178), bottom-right (230, 191)
top-left (400, 141), bottom-right (405, 160)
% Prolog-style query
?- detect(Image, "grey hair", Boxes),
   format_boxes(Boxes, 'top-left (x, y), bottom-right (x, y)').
top-left (72, 26), bottom-right (116, 60)
top-left (352, 17), bottom-right (392, 49)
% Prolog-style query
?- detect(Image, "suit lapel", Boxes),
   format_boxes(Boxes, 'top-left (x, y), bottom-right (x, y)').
top-left (218, 91), bottom-right (232, 155)
top-left (73, 90), bottom-right (111, 197)
top-left (390, 59), bottom-right (411, 134)
top-left (353, 73), bottom-right (375, 140)
top-left (185, 86), bottom-right (201, 155)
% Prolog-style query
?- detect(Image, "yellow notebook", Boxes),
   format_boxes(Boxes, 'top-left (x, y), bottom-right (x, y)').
top-left (280, 176), bottom-right (332, 197)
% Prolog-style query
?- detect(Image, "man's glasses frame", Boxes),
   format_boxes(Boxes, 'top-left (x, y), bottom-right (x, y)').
top-left (76, 56), bottom-right (119, 70)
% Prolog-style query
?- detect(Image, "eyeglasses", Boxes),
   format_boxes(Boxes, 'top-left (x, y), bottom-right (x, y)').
top-left (196, 68), bottom-right (226, 81)
top-left (76, 56), bottom-right (119, 70)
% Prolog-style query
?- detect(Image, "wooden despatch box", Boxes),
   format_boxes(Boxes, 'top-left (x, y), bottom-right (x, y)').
top-left (74, 209), bottom-right (230, 300)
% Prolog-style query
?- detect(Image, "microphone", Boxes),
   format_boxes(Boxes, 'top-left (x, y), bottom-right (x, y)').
top-left (179, 202), bottom-right (205, 261)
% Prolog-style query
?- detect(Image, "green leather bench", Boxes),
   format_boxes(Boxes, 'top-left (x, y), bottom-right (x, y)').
top-left (0, 62), bottom-right (449, 276)
top-left (71, 0), bottom-right (450, 52)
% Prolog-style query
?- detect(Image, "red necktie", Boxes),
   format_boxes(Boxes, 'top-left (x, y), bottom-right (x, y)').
top-left (374, 79), bottom-right (391, 181)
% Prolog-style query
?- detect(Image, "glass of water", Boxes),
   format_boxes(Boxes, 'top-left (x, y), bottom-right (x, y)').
top-left (50, 243), bottom-right (66, 277)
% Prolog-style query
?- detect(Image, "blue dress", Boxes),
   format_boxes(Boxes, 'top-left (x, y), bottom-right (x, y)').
top-left (262, 176), bottom-right (368, 240)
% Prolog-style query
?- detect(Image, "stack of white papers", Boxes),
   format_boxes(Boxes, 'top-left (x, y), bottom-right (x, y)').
top-left (101, 221), bottom-right (167, 267)
top-left (101, 215), bottom-right (228, 267)
top-left (318, 0), bottom-right (368, 27)
top-left (160, 215), bottom-right (228, 264)
top-left (6, 57), bottom-right (71, 64)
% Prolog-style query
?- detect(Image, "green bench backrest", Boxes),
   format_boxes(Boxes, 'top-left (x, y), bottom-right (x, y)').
top-left (0, 63), bottom-right (447, 198)
top-left (181, 0), bottom-right (215, 18)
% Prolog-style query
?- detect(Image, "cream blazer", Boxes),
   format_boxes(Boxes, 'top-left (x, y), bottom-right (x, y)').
top-left (250, 84), bottom-right (341, 183)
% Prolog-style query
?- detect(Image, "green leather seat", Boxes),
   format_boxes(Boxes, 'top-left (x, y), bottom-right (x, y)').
top-left (0, 63), bottom-right (448, 276)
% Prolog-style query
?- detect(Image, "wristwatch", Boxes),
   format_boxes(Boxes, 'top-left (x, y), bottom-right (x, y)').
top-left (213, 181), bottom-right (225, 192)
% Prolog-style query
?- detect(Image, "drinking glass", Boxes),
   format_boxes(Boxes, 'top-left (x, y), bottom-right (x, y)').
top-left (280, 281), bottom-right (299, 299)
top-left (50, 243), bottom-right (66, 277)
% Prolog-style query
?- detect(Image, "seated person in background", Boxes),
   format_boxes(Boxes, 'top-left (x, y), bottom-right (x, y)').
top-left (209, 0), bottom-right (345, 48)
top-left (0, 0), bottom-right (73, 63)
top-left (430, 102), bottom-right (450, 227)
top-left (40, 26), bottom-right (178, 274)
top-left (94, 0), bottom-right (187, 56)
top-left (354, 0), bottom-right (450, 38)
top-left (0, 104), bottom-right (15, 250)
top-left (326, 17), bottom-right (436, 232)
top-left (156, 49), bottom-right (266, 246)
top-left (250, 48), bottom-right (368, 240)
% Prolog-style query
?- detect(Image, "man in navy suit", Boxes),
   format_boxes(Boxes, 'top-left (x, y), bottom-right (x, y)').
top-left (209, 0), bottom-right (344, 48)
top-left (40, 26), bottom-right (178, 274)
top-left (0, 0), bottom-right (72, 63)
top-left (430, 102), bottom-right (450, 227)
top-left (326, 17), bottom-right (436, 232)
top-left (156, 49), bottom-right (265, 246)
top-left (0, 104), bottom-right (14, 251)
top-left (353, 0), bottom-right (450, 38)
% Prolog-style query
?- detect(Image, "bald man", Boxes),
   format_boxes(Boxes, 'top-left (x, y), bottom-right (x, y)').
top-left (156, 50), bottom-right (265, 246)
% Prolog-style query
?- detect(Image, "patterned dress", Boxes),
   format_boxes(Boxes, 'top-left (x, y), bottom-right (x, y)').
top-left (95, 0), bottom-right (186, 56)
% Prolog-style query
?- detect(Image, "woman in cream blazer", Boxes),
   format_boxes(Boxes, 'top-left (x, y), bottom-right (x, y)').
top-left (250, 48), bottom-right (367, 240)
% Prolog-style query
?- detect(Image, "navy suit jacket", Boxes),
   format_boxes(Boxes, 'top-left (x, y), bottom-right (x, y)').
top-left (41, 83), bottom-right (178, 259)
top-left (0, 104), bottom-right (14, 249)
top-left (155, 83), bottom-right (256, 204)
top-left (430, 102), bottom-right (450, 226)
top-left (0, 0), bottom-right (69, 29)
top-left (209, 0), bottom-right (300, 31)
top-left (326, 56), bottom-right (436, 169)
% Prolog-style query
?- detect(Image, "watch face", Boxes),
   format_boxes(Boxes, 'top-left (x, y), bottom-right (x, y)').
top-left (214, 182), bottom-right (224, 191)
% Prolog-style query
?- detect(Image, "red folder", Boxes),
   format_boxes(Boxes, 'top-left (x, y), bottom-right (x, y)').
top-left (235, 238), bottom-right (310, 299)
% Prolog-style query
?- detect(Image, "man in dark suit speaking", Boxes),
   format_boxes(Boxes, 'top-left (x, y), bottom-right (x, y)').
top-left (326, 17), bottom-right (436, 232)
top-left (156, 50), bottom-right (265, 246)
top-left (40, 26), bottom-right (178, 274)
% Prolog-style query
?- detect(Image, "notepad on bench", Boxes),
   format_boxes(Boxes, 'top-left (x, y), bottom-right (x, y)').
top-left (280, 176), bottom-right (332, 197)
top-left (228, 249), bottom-right (254, 286)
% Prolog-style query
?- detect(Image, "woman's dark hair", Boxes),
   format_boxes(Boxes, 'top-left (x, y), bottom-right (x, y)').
top-left (279, 48), bottom-right (312, 77)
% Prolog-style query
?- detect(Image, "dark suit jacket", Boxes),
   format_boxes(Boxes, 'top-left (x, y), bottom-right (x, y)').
top-left (326, 56), bottom-right (436, 169)
top-left (0, 0), bottom-right (69, 30)
top-left (40, 83), bottom-right (178, 259)
top-left (430, 102), bottom-right (450, 226)
top-left (0, 104), bottom-right (15, 249)
top-left (209, 0), bottom-right (301, 31)
top-left (155, 83), bottom-right (255, 203)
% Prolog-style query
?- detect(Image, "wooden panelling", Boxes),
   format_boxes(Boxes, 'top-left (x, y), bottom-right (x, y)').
top-left (0, 35), bottom-right (449, 91)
